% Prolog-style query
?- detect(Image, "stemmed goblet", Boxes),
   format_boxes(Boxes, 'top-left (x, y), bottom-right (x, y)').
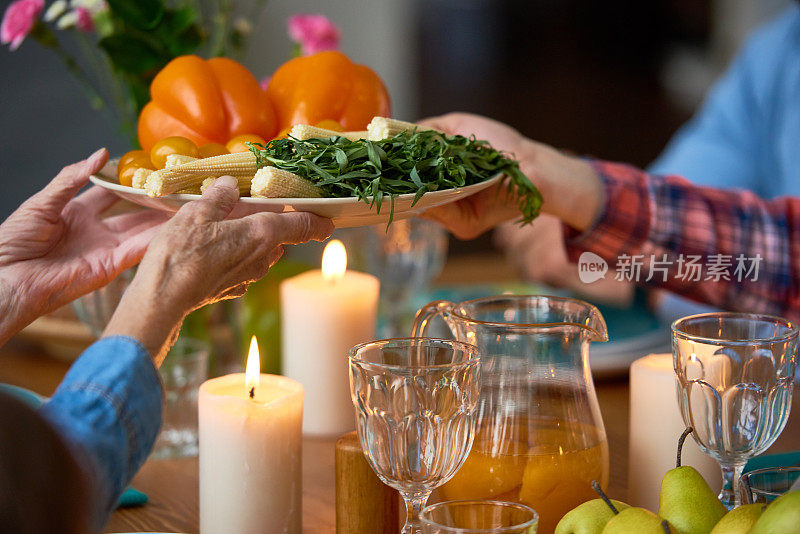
top-left (672, 313), bottom-right (798, 508)
top-left (349, 338), bottom-right (481, 534)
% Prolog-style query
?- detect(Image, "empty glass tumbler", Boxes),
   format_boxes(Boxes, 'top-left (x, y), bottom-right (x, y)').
top-left (152, 337), bottom-right (210, 459)
top-left (739, 467), bottom-right (800, 504)
top-left (420, 500), bottom-right (538, 533)
top-left (672, 313), bottom-right (798, 508)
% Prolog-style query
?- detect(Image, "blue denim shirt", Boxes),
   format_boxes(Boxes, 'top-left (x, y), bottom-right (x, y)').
top-left (39, 336), bottom-right (163, 531)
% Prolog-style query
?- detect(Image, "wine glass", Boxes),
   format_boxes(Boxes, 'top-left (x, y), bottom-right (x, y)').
top-left (349, 338), bottom-right (481, 534)
top-left (672, 313), bottom-right (798, 508)
top-left (420, 500), bottom-right (538, 533)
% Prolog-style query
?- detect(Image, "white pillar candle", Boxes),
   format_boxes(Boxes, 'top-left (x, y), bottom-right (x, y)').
top-left (199, 337), bottom-right (303, 534)
top-left (281, 240), bottom-right (379, 436)
top-left (628, 353), bottom-right (722, 510)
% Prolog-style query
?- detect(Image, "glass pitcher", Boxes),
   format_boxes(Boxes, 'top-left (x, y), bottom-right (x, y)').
top-left (412, 295), bottom-right (610, 534)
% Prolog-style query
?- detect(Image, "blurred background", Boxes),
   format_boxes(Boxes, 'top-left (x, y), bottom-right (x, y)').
top-left (0, 0), bottom-right (791, 243)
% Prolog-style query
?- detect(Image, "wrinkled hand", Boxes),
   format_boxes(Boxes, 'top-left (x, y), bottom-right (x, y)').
top-left (103, 176), bottom-right (334, 361)
top-left (0, 149), bottom-right (168, 343)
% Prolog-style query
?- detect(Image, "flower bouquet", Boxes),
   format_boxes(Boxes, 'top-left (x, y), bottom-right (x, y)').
top-left (0, 0), bottom-right (340, 145)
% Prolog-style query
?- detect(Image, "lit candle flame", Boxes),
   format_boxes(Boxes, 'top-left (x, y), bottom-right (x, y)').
top-left (321, 239), bottom-right (347, 282)
top-left (246, 335), bottom-right (260, 399)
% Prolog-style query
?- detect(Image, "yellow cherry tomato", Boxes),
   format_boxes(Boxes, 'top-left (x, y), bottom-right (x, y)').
top-left (117, 150), bottom-right (155, 186)
top-left (118, 149), bottom-right (154, 171)
top-left (150, 136), bottom-right (200, 169)
top-left (226, 134), bottom-right (267, 153)
top-left (315, 119), bottom-right (344, 132)
top-left (198, 142), bottom-right (229, 158)
top-left (118, 164), bottom-right (145, 187)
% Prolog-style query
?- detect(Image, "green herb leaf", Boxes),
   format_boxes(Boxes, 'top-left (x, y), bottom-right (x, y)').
top-left (248, 129), bottom-right (543, 224)
top-left (99, 33), bottom-right (165, 74)
top-left (107, 0), bottom-right (164, 30)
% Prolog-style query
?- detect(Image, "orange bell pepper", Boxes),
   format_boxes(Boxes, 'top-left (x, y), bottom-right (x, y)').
top-left (265, 51), bottom-right (391, 132)
top-left (137, 55), bottom-right (278, 153)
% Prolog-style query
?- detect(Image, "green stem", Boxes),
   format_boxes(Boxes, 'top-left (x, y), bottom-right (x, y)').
top-left (238, 0), bottom-right (268, 56)
top-left (208, 0), bottom-right (233, 56)
top-left (32, 24), bottom-right (106, 112)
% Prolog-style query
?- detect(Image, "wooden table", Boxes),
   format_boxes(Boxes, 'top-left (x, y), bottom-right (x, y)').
top-left (1, 252), bottom-right (799, 533)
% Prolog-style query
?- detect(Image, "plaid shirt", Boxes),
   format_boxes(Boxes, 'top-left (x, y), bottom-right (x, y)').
top-left (565, 160), bottom-right (800, 321)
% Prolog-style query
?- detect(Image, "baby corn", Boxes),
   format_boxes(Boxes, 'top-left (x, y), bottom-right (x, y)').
top-left (200, 176), bottom-right (253, 195)
top-left (176, 185), bottom-right (203, 195)
top-left (367, 117), bottom-right (421, 140)
top-left (165, 154), bottom-right (197, 167)
top-left (290, 124), bottom-right (369, 142)
top-left (290, 125), bottom-right (342, 140)
top-left (145, 152), bottom-right (258, 197)
top-left (251, 167), bottom-right (322, 198)
top-left (343, 130), bottom-right (369, 140)
top-left (167, 154), bottom-right (214, 194)
top-left (132, 168), bottom-right (152, 189)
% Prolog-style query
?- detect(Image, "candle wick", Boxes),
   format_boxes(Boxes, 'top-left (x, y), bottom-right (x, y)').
top-left (249, 387), bottom-right (255, 399)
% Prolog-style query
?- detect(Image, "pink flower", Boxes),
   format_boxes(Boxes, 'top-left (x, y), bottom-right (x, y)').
top-left (1, 0), bottom-right (44, 51)
top-left (287, 14), bottom-right (340, 56)
top-left (74, 7), bottom-right (93, 32)
top-left (260, 75), bottom-right (271, 91)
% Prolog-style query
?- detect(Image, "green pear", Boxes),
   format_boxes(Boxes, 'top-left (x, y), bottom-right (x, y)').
top-left (750, 489), bottom-right (800, 534)
top-left (658, 428), bottom-right (727, 534)
top-left (555, 498), bottom-right (632, 534)
top-left (602, 508), bottom-right (677, 534)
top-left (709, 503), bottom-right (766, 534)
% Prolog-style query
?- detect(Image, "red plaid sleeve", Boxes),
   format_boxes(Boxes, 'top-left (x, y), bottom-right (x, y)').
top-left (564, 160), bottom-right (800, 321)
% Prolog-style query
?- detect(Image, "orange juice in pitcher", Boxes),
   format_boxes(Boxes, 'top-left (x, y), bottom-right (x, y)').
top-left (413, 296), bottom-right (611, 534)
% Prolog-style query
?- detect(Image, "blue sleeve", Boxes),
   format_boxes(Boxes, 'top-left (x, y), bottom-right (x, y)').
top-left (649, 7), bottom-right (800, 193)
top-left (39, 336), bottom-right (163, 529)
top-left (650, 7), bottom-right (800, 321)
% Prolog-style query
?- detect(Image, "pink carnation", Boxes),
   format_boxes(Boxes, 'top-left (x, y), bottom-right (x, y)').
top-left (287, 14), bottom-right (340, 56)
top-left (1, 0), bottom-right (44, 51)
top-left (74, 7), bottom-right (94, 32)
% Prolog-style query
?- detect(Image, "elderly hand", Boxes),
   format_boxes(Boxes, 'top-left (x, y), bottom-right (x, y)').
top-left (0, 149), bottom-right (168, 345)
top-left (103, 176), bottom-right (334, 362)
top-left (419, 112), bottom-right (604, 239)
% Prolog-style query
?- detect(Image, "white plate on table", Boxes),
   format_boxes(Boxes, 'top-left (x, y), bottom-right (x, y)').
top-left (90, 160), bottom-right (503, 228)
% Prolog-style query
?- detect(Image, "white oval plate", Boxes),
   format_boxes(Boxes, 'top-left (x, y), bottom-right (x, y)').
top-left (90, 160), bottom-right (503, 228)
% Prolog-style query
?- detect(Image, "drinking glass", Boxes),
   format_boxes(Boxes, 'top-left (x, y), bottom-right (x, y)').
top-left (151, 338), bottom-right (210, 459)
top-left (672, 313), bottom-right (798, 508)
top-left (739, 467), bottom-right (800, 504)
top-left (71, 268), bottom-right (134, 336)
top-left (420, 500), bottom-right (538, 533)
top-left (363, 218), bottom-right (449, 338)
top-left (349, 338), bottom-right (481, 534)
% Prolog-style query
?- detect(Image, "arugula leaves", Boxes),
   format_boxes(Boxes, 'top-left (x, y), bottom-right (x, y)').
top-left (249, 129), bottom-right (542, 224)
